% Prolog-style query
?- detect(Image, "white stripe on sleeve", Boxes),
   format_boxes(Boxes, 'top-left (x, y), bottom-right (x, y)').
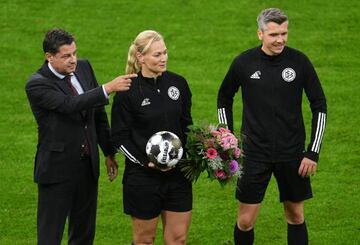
top-left (119, 145), bottom-right (144, 166)
top-left (311, 112), bottom-right (326, 153)
top-left (316, 113), bottom-right (326, 153)
top-left (218, 108), bottom-right (223, 124)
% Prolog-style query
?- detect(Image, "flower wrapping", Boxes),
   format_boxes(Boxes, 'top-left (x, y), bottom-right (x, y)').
top-left (180, 123), bottom-right (243, 186)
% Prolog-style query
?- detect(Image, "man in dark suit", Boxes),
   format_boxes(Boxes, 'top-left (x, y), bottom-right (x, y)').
top-left (25, 28), bottom-right (137, 245)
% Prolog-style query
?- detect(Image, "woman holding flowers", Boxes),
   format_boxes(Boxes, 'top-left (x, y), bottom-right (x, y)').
top-left (111, 30), bottom-right (193, 245)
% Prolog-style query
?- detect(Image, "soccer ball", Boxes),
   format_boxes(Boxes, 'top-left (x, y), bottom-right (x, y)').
top-left (145, 131), bottom-right (183, 169)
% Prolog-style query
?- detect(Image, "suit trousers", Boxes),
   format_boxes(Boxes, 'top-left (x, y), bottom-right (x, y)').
top-left (37, 158), bottom-right (98, 245)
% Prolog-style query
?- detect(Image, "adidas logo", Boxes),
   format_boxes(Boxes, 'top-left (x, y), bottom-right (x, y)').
top-left (250, 71), bottom-right (261, 79)
top-left (141, 98), bottom-right (151, 106)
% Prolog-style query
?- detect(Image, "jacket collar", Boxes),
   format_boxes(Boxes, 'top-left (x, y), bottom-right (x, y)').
top-left (38, 61), bottom-right (72, 95)
top-left (38, 61), bottom-right (89, 93)
top-left (258, 45), bottom-right (287, 63)
top-left (138, 71), bottom-right (165, 85)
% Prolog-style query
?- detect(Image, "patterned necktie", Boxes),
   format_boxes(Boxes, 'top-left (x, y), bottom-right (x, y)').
top-left (64, 75), bottom-right (78, 95)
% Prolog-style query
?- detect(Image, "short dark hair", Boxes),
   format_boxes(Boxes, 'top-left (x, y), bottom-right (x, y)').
top-left (43, 28), bottom-right (75, 54)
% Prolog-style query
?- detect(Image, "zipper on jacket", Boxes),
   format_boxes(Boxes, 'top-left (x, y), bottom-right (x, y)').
top-left (154, 77), bottom-right (160, 93)
top-left (155, 76), bottom-right (169, 129)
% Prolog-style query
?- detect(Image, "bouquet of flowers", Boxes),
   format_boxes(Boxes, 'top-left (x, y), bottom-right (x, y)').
top-left (180, 123), bottom-right (243, 186)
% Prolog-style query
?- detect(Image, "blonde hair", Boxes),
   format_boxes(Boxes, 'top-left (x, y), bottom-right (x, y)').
top-left (125, 30), bottom-right (164, 74)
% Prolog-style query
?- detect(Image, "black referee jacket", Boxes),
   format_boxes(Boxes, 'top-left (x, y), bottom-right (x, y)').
top-left (111, 71), bottom-right (192, 184)
top-left (217, 46), bottom-right (327, 163)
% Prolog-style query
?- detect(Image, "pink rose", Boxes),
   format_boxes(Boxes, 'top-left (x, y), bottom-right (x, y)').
top-left (206, 148), bottom-right (218, 159)
top-left (219, 127), bottom-right (231, 133)
top-left (215, 169), bottom-right (227, 179)
top-left (229, 136), bottom-right (238, 148)
top-left (220, 135), bottom-right (238, 150)
top-left (211, 130), bottom-right (221, 137)
top-left (234, 147), bottom-right (241, 158)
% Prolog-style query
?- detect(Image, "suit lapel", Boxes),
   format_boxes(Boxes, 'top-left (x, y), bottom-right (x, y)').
top-left (74, 64), bottom-right (90, 119)
top-left (39, 61), bottom-right (87, 119)
top-left (74, 69), bottom-right (89, 92)
top-left (39, 62), bottom-right (74, 95)
top-left (55, 79), bottom-right (74, 95)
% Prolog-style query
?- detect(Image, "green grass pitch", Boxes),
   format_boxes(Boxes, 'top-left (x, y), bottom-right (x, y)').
top-left (0, 0), bottom-right (359, 244)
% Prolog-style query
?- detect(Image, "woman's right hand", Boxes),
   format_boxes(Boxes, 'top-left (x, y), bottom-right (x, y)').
top-left (148, 162), bottom-right (174, 172)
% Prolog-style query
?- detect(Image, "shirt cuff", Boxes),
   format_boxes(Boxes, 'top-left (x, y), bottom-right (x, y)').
top-left (101, 85), bottom-right (109, 99)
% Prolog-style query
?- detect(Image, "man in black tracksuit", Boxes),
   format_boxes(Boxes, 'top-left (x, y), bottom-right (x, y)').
top-left (217, 8), bottom-right (327, 245)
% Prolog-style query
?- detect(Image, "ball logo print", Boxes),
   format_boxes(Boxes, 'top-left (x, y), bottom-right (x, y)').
top-left (282, 68), bottom-right (296, 82)
top-left (146, 131), bottom-right (183, 168)
top-left (168, 86), bottom-right (180, 100)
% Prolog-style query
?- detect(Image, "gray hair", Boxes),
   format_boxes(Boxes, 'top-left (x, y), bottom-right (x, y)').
top-left (257, 8), bottom-right (288, 31)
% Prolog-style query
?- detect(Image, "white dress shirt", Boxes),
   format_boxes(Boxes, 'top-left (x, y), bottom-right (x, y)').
top-left (48, 62), bottom-right (109, 98)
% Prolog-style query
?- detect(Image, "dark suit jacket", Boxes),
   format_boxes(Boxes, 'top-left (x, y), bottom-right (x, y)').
top-left (26, 59), bottom-right (115, 184)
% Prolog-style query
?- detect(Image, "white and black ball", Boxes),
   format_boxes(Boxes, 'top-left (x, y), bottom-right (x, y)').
top-left (145, 131), bottom-right (183, 169)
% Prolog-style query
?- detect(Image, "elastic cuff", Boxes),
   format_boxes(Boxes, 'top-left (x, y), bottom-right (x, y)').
top-left (304, 151), bottom-right (319, 162)
top-left (139, 156), bottom-right (150, 168)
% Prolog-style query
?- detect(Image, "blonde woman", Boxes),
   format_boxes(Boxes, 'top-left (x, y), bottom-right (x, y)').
top-left (111, 30), bottom-right (193, 245)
